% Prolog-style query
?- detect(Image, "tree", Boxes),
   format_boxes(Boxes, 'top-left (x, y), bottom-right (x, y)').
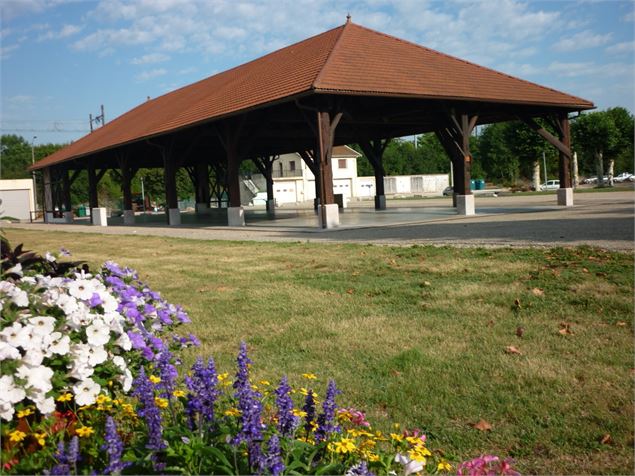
top-left (571, 111), bottom-right (620, 186)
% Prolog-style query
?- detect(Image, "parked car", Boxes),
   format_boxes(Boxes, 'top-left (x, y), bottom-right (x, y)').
top-left (613, 172), bottom-right (633, 183)
top-left (442, 186), bottom-right (453, 196)
top-left (581, 176), bottom-right (597, 184)
top-left (540, 180), bottom-right (560, 191)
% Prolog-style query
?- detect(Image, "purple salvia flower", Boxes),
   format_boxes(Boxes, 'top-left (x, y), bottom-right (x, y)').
top-left (346, 461), bottom-right (375, 476)
top-left (67, 436), bottom-right (79, 465)
top-left (185, 357), bottom-right (220, 428)
top-left (232, 342), bottom-right (265, 471)
top-left (102, 416), bottom-right (129, 474)
top-left (275, 376), bottom-right (299, 437)
top-left (302, 390), bottom-right (316, 435)
top-left (132, 368), bottom-right (166, 454)
top-left (264, 435), bottom-right (285, 476)
top-left (49, 440), bottom-right (70, 475)
top-left (154, 348), bottom-right (178, 399)
top-left (315, 379), bottom-right (341, 442)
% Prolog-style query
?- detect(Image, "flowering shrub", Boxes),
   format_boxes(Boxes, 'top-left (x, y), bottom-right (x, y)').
top-left (0, 243), bottom-right (519, 475)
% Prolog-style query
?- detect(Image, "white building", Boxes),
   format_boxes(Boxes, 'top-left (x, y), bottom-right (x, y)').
top-left (0, 179), bottom-right (36, 221)
top-left (269, 145), bottom-right (449, 205)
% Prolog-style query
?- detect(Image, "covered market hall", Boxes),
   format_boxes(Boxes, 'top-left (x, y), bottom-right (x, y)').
top-left (30, 17), bottom-right (594, 229)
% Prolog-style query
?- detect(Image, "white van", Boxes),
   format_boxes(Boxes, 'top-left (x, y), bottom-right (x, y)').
top-left (540, 180), bottom-right (560, 191)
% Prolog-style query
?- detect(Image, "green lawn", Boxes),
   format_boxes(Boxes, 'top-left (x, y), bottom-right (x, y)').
top-left (4, 228), bottom-right (634, 475)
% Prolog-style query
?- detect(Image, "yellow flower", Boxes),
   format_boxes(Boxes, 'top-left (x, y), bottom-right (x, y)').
top-left (251, 384), bottom-right (259, 391)
top-left (390, 433), bottom-right (403, 442)
top-left (337, 409), bottom-right (352, 421)
top-left (224, 408), bottom-right (241, 417)
top-left (438, 461), bottom-right (452, 472)
top-left (328, 438), bottom-right (357, 454)
top-left (35, 432), bottom-right (47, 446)
top-left (173, 390), bottom-right (186, 398)
top-left (9, 430), bottom-right (27, 443)
top-left (75, 426), bottom-right (94, 438)
top-left (17, 408), bottom-right (33, 418)
top-left (408, 444), bottom-right (431, 463)
top-left (365, 452), bottom-right (380, 462)
top-left (292, 409), bottom-right (307, 418)
top-left (259, 380), bottom-right (271, 386)
top-left (299, 388), bottom-right (318, 398)
top-left (121, 403), bottom-right (135, 416)
top-left (302, 373), bottom-right (317, 380)
top-left (154, 397), bottom-right (169, 409)
top-left (217, 373), bottom-right (229, 381)
top-left (57, 393), bottom-right (73, 402)
top-left (96, 394), bottom-right (112, 405)
top-left (149, 375), bottom-right (161, 384)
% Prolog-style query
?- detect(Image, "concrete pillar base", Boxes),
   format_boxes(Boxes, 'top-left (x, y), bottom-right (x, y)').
top-left (123, 210), bottom-right (135, 225)
top-left (374, 194), bottom-right (386, 210)
top-left (62, 211), bottom-right (73, 224)
top-left (456, 194), bottom-right (475, 216)
top-left (92, 207), bottom-right (108, 226)
top-left (318, 203), bottom-right (340, 228)
top-left (195, 203), bottom-right (210, 214)
top-left (227, 206), bottom-right (245, 226)
top-left (557, 187), bottom-right (574, 207)
top-left (266, 199), bottom-right (275, 213)
top-left (168, 208), bottom-right (181, 226)
top-left (45, 212), bottom-right (54, 223)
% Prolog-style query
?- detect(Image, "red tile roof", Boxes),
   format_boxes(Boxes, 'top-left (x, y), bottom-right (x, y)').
top-left (33, 21), bottom-right (592, 170)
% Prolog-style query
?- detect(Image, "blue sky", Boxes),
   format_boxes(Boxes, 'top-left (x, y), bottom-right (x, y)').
top-left (1, 0), bottom-right (634, 146)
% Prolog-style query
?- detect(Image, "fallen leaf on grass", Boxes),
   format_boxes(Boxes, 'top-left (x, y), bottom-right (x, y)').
top-left (391, 370), bottom-right (402, 377)
top-left (423, 281), bottom-right (431, 287)
top-left (599, 434), bottom-right (612, 445)
top-left (346, 289), bottom-right (354, 295)
top-left (616, 321), bottom-right (627, 327)
top-left (504, 346), bottom-right (522, 355)
top-left (516, 326), bottom-right (524, 338)
top-left (596, 271), bottom-right (608, 278)
top-left (531, 288), bottom-right (544, 297)
top-left (351, 271), bottom-right (360, 277)
top-left (558, 323), bottom-right (574, 335)
top-left (487, 320), bottom-right (494, 327)
top-left (513, 299), bottom-right (522, 309)
top-left (582, 267), bottom-right (589, 273)
top-left (472, 419), bottom-right (492, 431)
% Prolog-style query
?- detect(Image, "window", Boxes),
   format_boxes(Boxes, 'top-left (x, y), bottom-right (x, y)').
top-left (338, 159), bottom-right (347, 169)
top-left (289, 160), bottom-right (296, 171)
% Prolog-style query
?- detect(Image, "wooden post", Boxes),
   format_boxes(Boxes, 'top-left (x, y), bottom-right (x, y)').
top-left (226, 139), bottom-right (241, 208)
top-left (62, 169), bottom-right (72, 212)
top-left (359, 139), bottom-right (388, 210)
top-left (460, 113), bottom-right (472, 196)
top-left (195, 161), bottom-right (210, 206)
top-left (87, 163), bottom-right (98, 210)
top-left (164, 155), bottom-right (178, 210)
top-left (316, 108), bottom-right (342, 228)
top-left (558, 114), bottom-right (572, 188)
top-left (43, 167), bottom-right (53, 222)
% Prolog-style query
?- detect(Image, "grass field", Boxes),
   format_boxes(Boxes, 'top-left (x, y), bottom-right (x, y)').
top-left (3, 228), bottom-right (634, 474)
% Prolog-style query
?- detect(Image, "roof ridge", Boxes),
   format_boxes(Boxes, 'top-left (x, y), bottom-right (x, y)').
top-left (312, 22), bottom-right (349, 89)
top-left (343, 22), bottom-right (590, 106)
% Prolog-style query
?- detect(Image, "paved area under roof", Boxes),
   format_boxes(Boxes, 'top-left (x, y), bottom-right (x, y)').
top-left (5, 190), bottom-right (634, 252)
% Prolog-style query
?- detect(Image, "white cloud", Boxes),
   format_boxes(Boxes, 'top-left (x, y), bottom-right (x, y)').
top-left (6, 95), bottom-right (35, 105)
top-left (553, 30), bottom-right (612, 52)
top-left (135, 68), bottom-right (167, 81)
top-left (38, 24), bottom-right (83, 41)
top-left (605, 41), bottom-right (635, 55)
top-left (0, 43), bottom-right (19, 59)
top-left (623, 11), bottom-right (635, 22)
top-left (547, 61), bottom-right (595, 78)
top-left (131, 53), bottom-right (170, 64)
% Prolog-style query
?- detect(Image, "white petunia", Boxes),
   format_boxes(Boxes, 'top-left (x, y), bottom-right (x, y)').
top-left (72, 378), bottom-right (101, 406)
top-left (86, 319), bottom-right (110, 346)
top-left (115, 332), bottom-right (131, 351)
top-left (87, 345), bottom-right (108, 366)
top-left (0, 322), bottom-right (29, 348)
top-left (0, 281), bottom-right (29, 307)
top-left (121, 368), bottom-right (133, 392)
top-left (34, 396), bottom-right (56, 415)
top-left (16, 364), bottom-right (54, 394)
top-left (56, 293), bottom-right (79, 316)
top-left (28, 315), bottom-right (57, 336)
top-left (48, 332), bottom-right (70, 356)
top-left (0, 341), bottom-right (20, 360)
top-left (67, 305), bottom-right (94, 328)
top-left (68, 360), bottom-right (95, 380)
top-left (100, 292), bottom-right (119, 313)
top-left (0, 375), bottom-right (26, 404)
top-left (21, 348), bottom-right (45, 366)
top-left (0, 401), bottom-right (15, 421)
top-left (67, 279), bottom-right (97, 301)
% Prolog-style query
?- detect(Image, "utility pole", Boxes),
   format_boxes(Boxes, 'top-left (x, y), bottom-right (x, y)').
top-left (140, 177), bottom-right (146, 214)
top-left (542, 150), bottom-right (547, 186)
top-left (89, 105), bottom-right (105, 132)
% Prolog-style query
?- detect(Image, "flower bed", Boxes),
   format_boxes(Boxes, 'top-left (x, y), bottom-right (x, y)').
top-left (0, 241), bottom-right (518, 475)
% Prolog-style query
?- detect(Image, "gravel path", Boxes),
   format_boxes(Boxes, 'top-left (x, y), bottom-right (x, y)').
top-left (5, 191), bottom-right (634, 251)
